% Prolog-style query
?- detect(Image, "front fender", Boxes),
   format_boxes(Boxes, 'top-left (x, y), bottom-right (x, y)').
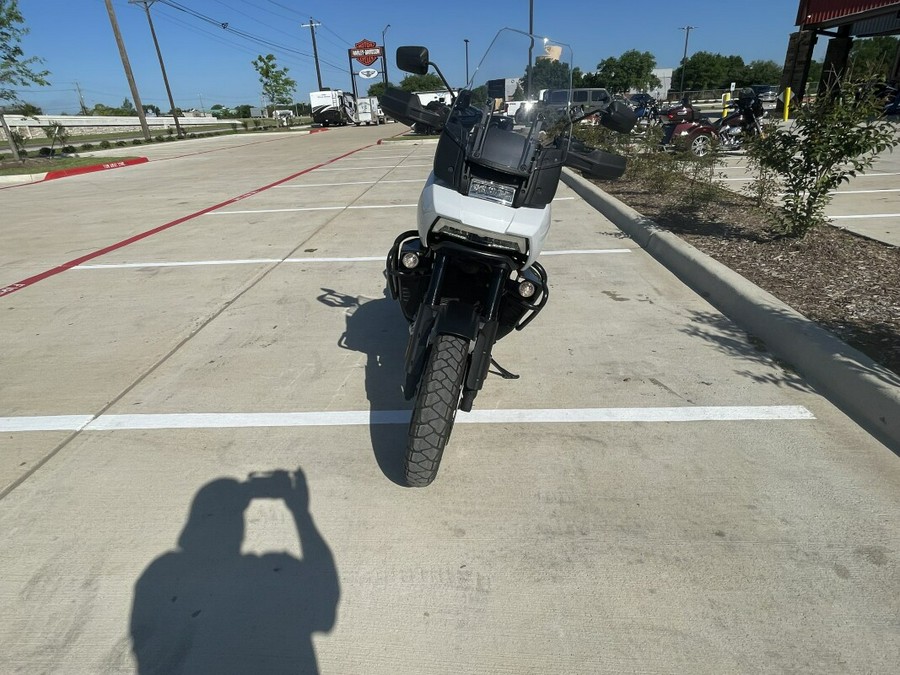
top-left (403, 301), bottom-right (477, 398)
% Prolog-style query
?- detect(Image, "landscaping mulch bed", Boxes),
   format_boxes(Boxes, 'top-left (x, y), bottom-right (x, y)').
top-left (594, 176), bottom-right (900, 377)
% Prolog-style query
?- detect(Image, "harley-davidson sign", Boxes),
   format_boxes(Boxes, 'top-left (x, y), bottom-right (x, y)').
top-left (350, 39), bottom-right (382, 66)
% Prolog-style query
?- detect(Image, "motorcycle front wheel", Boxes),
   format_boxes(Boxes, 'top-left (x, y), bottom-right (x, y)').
top-left (405, 334), bottom-right (468, 487)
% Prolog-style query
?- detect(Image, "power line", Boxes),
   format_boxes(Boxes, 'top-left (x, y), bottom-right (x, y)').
top-left (155, 0), bottom-right (349, 73)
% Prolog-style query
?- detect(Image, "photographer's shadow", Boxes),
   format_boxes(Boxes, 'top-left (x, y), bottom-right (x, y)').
top-left (318, 287), bottom-right (411, 485)
top-left (130, 470), bottom-right (339, 674)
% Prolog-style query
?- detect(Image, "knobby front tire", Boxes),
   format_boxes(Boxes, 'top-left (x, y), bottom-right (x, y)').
top-left (405, 334), bottom-right (468, 487)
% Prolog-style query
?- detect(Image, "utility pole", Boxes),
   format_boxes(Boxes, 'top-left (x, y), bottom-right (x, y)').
top-left (679, 25), bottom-right (697, 97)
top-left (302, 18), bottom-right (324, 90)
top-left (74, 82), bottom-right (89, 115)
top-left (104, 0), bottom-right (151, 140)
top-left (129, 0), bottom-right (184, 137)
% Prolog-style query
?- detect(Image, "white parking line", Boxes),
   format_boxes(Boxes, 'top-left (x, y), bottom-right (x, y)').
top-left (829, 213), bottom-right (900, 220)
top-left (274, 179), bottom-right (424, 187)
top-left (72, 250), bottom-right (633, 270)
top-left (0, 405), bottom-right (815, 432)
top-left (315, 165), bottom-right (433, 171)
top-left (208, 204), bottom-right (417, 215)
top-left (208, 196), bottom-right (575, 215)
top-left (831, 189), bottom-right (900, 195)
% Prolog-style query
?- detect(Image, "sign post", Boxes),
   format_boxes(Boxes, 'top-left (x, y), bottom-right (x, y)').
top-left (349, 39), bottom-right (385, 100)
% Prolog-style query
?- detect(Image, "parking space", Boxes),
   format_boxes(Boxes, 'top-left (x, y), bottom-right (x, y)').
top-left (714, 145), bottom-right (900, 245)
top-left (1, 127), bottom-right (898, 672)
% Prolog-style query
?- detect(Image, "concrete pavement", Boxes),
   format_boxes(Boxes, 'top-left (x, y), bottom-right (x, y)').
top-left (1, 127), bottom-right (898, 673)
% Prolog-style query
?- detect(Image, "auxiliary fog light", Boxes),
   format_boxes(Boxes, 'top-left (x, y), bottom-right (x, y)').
top-left (401, 252), bottom-right (420, 269)
top-left (517, 279), bottom-right (536, 298)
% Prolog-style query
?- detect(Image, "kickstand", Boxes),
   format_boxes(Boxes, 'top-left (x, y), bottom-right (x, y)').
top-left (490, 357), bottom-right (520, 380)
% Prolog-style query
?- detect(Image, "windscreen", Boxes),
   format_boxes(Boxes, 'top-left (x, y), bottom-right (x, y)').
top-left (441, 28), bottom-right (574, 176)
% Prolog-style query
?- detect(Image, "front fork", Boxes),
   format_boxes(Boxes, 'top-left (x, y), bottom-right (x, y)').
top-left (402, 251), bottom-right (507, 412)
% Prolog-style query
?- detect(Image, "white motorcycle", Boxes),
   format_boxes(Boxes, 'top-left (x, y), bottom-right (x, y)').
top-left (380, 29), bottom-right (635, 486)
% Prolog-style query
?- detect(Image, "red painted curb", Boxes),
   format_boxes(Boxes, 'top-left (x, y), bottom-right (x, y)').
top-left (43, 157), bottom-right (150, 181)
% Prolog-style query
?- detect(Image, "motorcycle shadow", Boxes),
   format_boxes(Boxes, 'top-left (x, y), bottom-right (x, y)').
top-left (317, 287), bottom-right (411, 486)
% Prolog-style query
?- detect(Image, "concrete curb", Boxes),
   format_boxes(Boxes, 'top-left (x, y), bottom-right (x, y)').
top-left (562, 168), bottom-right (900, 453)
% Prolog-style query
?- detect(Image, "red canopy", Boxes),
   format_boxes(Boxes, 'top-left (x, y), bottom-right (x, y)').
top-left (797, 0), bottom-right (900, 26)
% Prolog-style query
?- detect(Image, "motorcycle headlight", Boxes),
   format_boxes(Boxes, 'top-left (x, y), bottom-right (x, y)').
top-left (468, 178), bottom-right (516, 207)
top-left (433, 218), bottom-right (527, 254)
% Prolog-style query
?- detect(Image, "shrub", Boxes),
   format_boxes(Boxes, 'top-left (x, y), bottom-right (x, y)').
top-left (62, 145), bottom-right (76, 154)
top-left (99, 140), bottom-right (112, 149)
top-left (132, 139), bottom-right (143, 145)
top-left (17, 148), bottom-right (28, 158)
top-left (745, 77), bottom-right (900, 237)
top-left (115, 141), bottom-right (126, 147)
top-left (38, 147), bottom-right (53, 157)
top-left (80, 143), bottom-right (95, 151)
top-left (231, 123), bottom-right (238, 132)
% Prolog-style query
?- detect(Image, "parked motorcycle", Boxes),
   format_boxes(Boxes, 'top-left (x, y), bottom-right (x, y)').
top-left (659, 97), bottom-right (702, 124)
top-left (662, 88), bottom-right (765, 157)
top-left (632, 97), bottom-right (660, 129)
top-left (378, 29), bottom-right (636, 486)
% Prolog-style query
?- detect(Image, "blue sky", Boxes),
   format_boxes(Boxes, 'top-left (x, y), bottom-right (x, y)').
top-left (14, 0), bottom-right (808, 113)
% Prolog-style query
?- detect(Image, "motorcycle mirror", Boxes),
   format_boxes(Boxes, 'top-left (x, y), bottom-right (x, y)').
top-left (600, 100), bottom-right (637, 134)
top-left (396, 46), bottom-right (430, 75)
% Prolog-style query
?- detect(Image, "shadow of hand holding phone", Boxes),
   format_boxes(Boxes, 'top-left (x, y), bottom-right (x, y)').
top-left (130, 469), bottom-right (339, 674)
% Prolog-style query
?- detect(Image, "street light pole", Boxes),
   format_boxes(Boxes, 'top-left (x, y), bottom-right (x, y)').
top-left (130, 0), bottom-right (184, 137)
top-left (464, 39), bottom-right (470, 84)
top-left (679, 25), bottom-right (696, 97)
top-left (382, 24), bottom-right (391, 88)
top-left (526, 0), bottom-right (534, 99)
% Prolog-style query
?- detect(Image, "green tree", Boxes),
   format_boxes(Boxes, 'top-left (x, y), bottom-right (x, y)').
top-left (523, 58), bottom-right (571, 93)
top-left (41, 121), bottom-right (67, 152)
top-left (807, 60), bottom-right (824, 92)
top-left (234, 104), bottom-right (252, 118)
top-left (367, 81), bottom-right (397, 97)
top-left (744, 60), bottom-right (782, 85)
top-left (1, 0), bottom-right (48, 161)
top-left (251, 54), bottom-right (296, 106)
top-left (142, 103), bottom-right (160, 116)
top-left (850, 36), bottom-right (900, 79)
top-left (0, 0), bottom-right (49, 103)
top-left (593, 50), bottom-right (661, 93)
top-left (5, 101), bottom-right (40, 114)
top-left (673, 51), bottom-right (746, 91)
top-left (399, 73), bottom-right (444, 92)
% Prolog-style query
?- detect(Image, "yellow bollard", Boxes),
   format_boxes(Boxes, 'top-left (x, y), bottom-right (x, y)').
top-left (722, 92), bottom-right (731, 118)
top-left (783, 87), bottom-right (792, 121)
